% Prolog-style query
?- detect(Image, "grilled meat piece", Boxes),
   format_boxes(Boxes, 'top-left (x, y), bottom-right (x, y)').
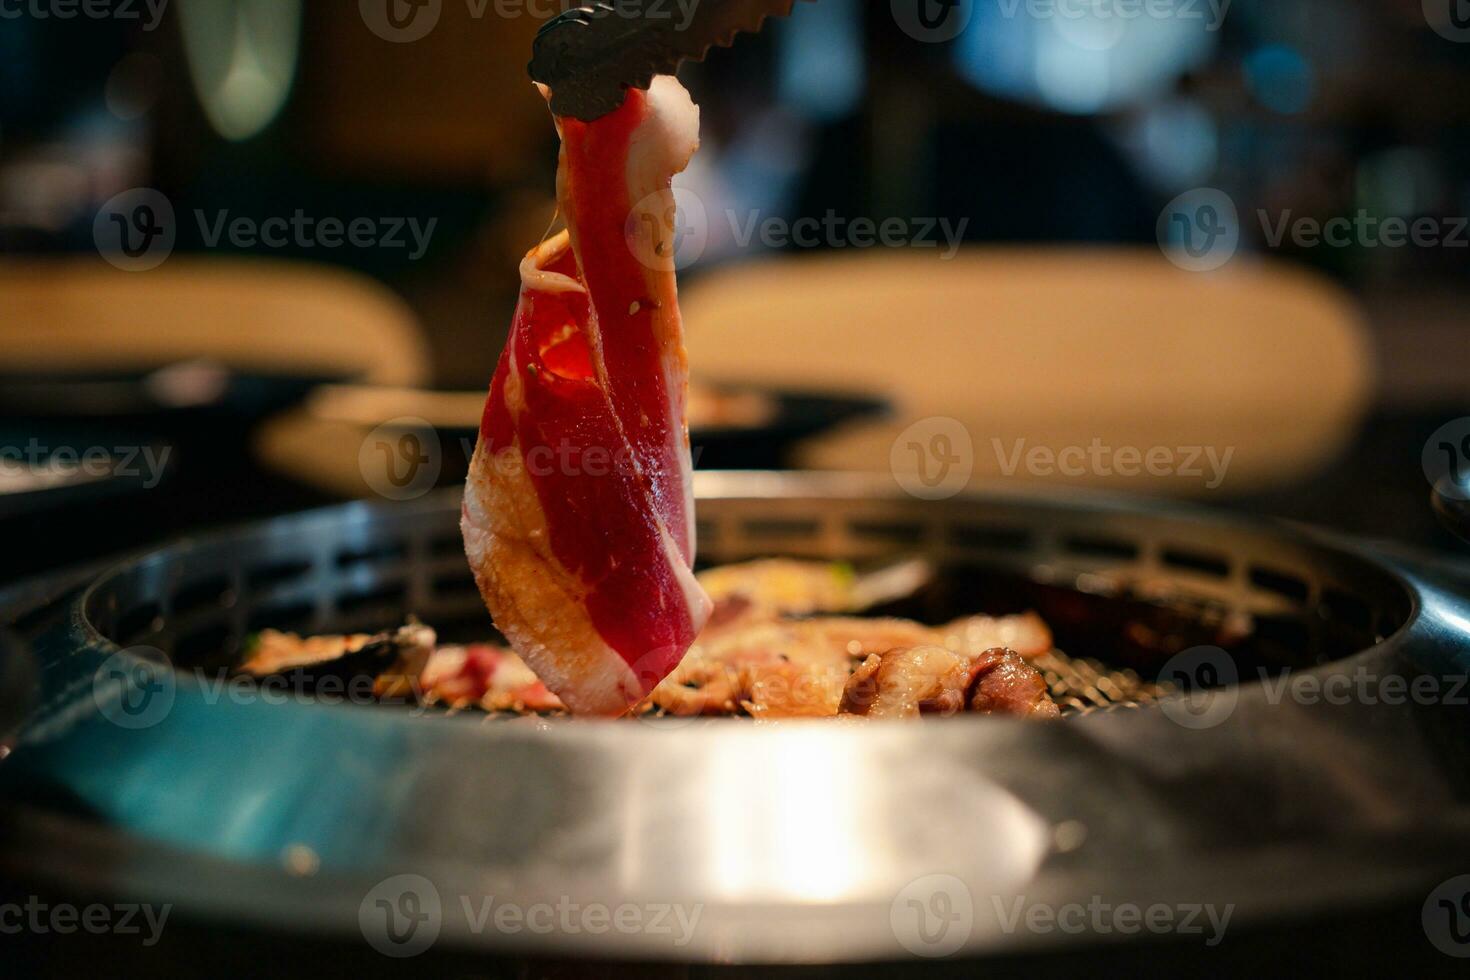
top-left (840, 646), bottom-right (1058, 720)
top-left (643, 613), bottom-right (1054, 719)
top-left (239, 623), bottom-right (436, 679)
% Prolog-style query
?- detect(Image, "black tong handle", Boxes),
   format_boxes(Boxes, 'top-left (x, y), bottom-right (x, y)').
top-left (530, 0), bottom-right (809, 121)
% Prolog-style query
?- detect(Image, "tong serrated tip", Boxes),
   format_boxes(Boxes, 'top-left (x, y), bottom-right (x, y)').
top-left (530, 0), bottom-right (809, 121)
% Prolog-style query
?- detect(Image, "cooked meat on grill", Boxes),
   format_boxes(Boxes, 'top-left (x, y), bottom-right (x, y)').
top-left (699, 558), bottom-right (931, 623)
top-left (377, 644), bottom-right (565, 713)
top-left (839, 645), bottom-right (973, 719)
top-left (645, 619), bottom-right (862, 717)
top-left (933, 612), bottom-right (1053, 660)
top-left (239, 623), bottom-right (435, 677)
top-left (965, 647), bottom-right (1061, 718)
top-left (839, 646), bottom-right (1058, 720)
top-left (233, 555), bottom-right (1060, 723)
top-left (641, 612), bottom-right (1053, 719)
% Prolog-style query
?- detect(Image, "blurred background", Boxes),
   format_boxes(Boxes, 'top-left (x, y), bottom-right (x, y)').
top-left (0, 0), bottom-right (1467, 580)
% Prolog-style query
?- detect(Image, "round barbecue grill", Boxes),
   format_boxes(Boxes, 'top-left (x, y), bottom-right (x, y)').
top-left (2, 471), bottom-right (1469, 972)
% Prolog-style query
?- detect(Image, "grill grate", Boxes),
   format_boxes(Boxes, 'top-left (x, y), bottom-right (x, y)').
top-left (58, 475), bottom-right (1414, 710)
top-left (1033, 649), bottom-right (1168, 715)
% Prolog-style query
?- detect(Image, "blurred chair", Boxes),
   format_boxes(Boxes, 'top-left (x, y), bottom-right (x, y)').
top-left (0, 257), bottom-right (430, 385)
top-left (682, 249), bottom-right (1373, 497)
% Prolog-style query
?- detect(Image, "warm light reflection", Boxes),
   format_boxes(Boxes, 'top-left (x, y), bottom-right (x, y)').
top-left (178, 0), bottom-right (301, 142)
top-left (708, 728), bottom-right (1051, 904)
top-left (709, 729), bottom-right (864, 902)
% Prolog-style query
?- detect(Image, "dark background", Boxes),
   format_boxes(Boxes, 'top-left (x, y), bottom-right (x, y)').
top-left (0, 0), bottom-right (1467, 576)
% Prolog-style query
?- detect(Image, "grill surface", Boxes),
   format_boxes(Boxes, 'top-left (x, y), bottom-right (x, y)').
top-left (2, 472), bottom-right (1469, 966)
top-left (70, 473), bottom-right (1410, 691)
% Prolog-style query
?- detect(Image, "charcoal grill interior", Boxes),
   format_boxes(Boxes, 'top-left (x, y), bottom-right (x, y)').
top-left (77, 473), bottom-right (1412, 713)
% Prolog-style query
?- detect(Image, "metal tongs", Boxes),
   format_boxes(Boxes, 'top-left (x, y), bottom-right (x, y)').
top-left (530, 0), bottom-right (811, 121)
